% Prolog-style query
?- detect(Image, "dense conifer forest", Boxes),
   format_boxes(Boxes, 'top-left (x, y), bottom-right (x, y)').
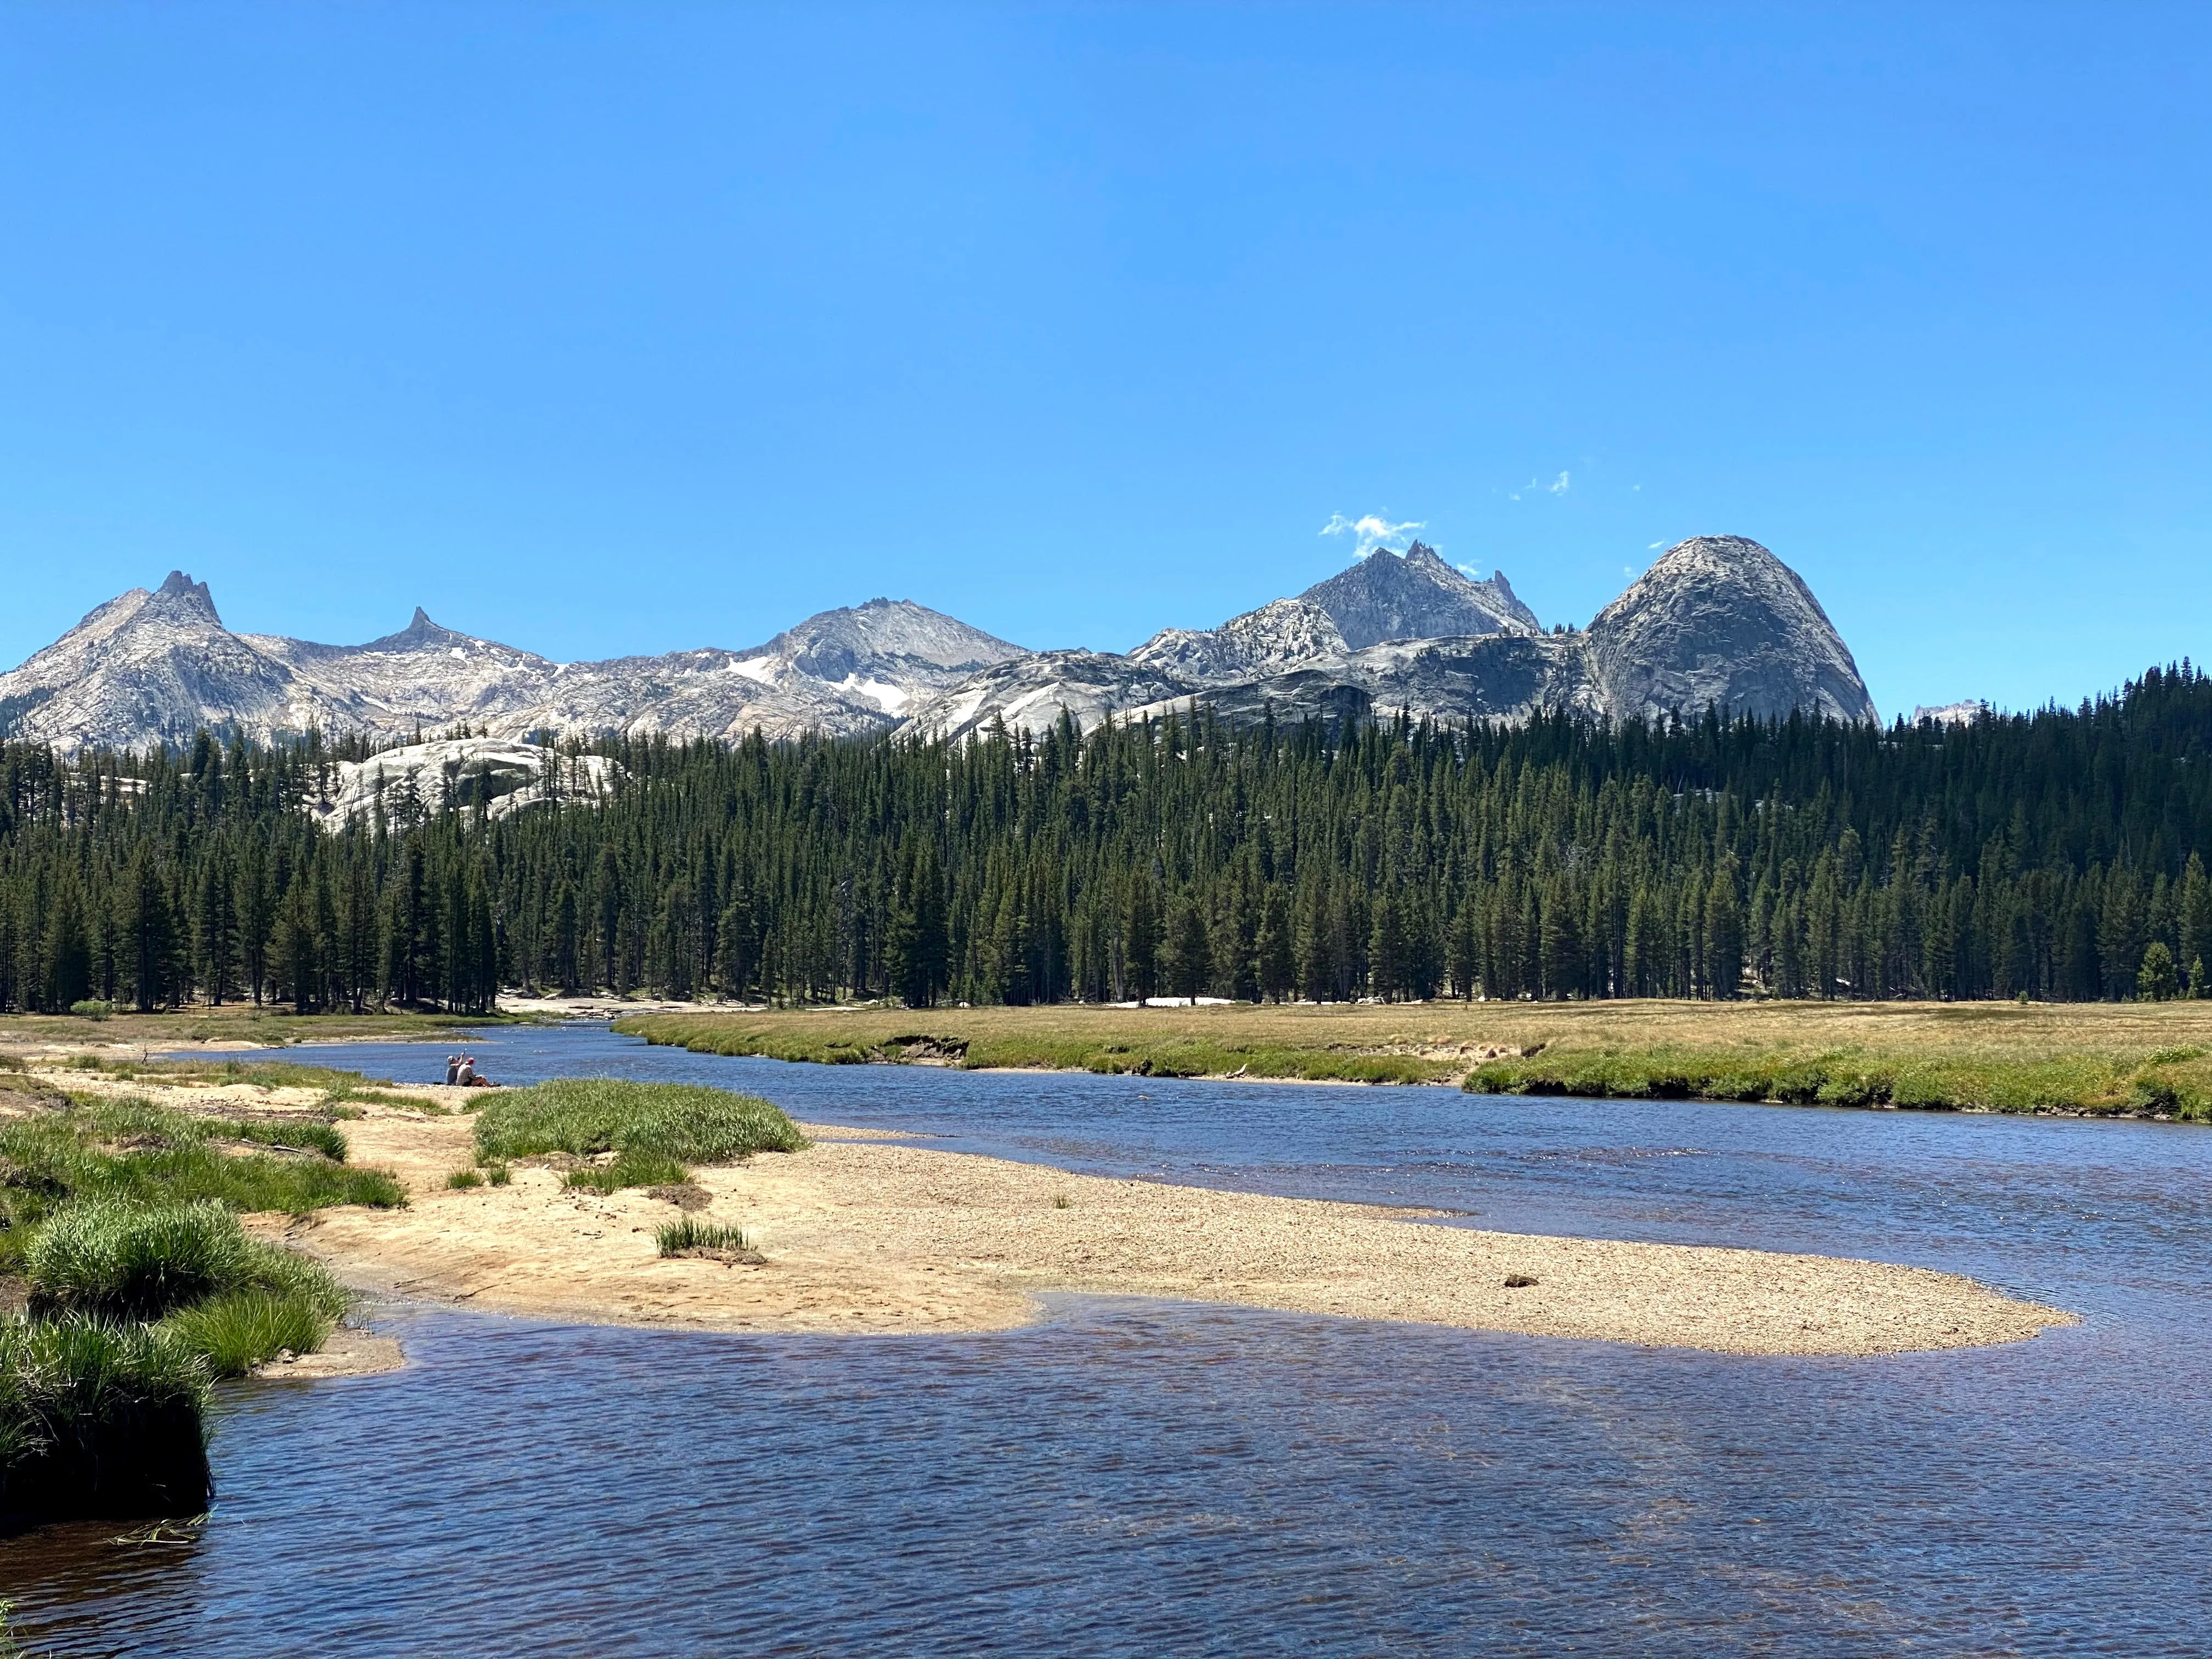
top-left (2, 665), bottom-right (2209, 1014)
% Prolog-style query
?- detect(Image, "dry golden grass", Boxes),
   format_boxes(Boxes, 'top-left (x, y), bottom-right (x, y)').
top-left (0, 1002), bottom-right (507, 1058)
top-left (619, 998), bottom-right (2212, 1119)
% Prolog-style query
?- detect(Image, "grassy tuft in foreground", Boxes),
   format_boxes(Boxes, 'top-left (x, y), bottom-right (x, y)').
top-left (0, 1099), bottom-right (403, 1273)
top-left (472, 1079), bottom-right (804, 1192)
top-left (0, 1313), bottom-right (214, 1520)
top-left (654, 1216), bottom-right (754, 1257)
top-left (24, 1198), bottom-right (345, 1325)
top-left (0, 1087), bottom-right (398, 1520)
top-left (162, 1289), bottom-right (337, 1378)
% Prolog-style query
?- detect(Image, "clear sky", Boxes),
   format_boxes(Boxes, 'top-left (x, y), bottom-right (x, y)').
top-left (3, 3), bottom-right (2208, 720)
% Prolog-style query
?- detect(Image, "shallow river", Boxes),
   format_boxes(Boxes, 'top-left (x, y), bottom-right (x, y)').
top-left (5, 1024), bottom-right (2210, 1655)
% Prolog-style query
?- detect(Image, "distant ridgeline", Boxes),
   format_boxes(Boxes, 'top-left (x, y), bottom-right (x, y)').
top-left (0, 664), bottom-right (2209, 1013)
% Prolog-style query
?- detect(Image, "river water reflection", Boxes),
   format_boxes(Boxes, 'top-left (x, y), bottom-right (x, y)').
top-left (4, 1023), bottom-right (2208, 1655)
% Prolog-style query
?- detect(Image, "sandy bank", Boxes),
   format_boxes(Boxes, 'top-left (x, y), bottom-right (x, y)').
top-left (229, 1103), bottom-right (2065, 1357)
top-left (13, 1070), bottom-right (2071, 1356)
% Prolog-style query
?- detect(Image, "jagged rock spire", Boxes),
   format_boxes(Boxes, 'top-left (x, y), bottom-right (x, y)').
top-left (150, 571), bottom-right (221, 626)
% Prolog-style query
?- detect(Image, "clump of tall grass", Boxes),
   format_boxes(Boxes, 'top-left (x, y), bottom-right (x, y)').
top-left (654, 1216), bottom-right (756, 1257)
top-left (162, 1289), bottom-right (337, 1379)
top-left (567, 1152), bottom-right (690, 1194)
top-left (203, 1116), bottom-right (351, 1161)
top-left (0, 1313), bottom-right (213, 1519)
top-left (23, 1198), bottom-right (346, 1324)
top-left (473, 1079), bottom-right (803, 1193)
top-left (447, 1168), bottom-right (484, 1189)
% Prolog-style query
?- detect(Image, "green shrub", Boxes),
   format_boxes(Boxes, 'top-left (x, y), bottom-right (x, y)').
top-left (0, 1314), bottom-right (213, 1519)
top-left (68, 1000), bottom-right (114, 1020)
top-left (447, 1169), bottom-right (484, 1189)
top-left (163, 1289), bottom-right (336, 1378)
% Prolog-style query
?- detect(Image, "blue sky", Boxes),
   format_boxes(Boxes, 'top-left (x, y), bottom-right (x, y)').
top-left (3, 3), bottom-right (2207, 719)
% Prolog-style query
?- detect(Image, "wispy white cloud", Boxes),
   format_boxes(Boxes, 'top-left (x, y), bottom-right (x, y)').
top-left (1546, 471), bottom-right (1571, 495)
top-left (1319, 512), bottom-right (1423, 556)
top-left (1507, 470), bottom-right (1571, 502)
top-left (1647, 540), bottom-right (1668, 550)
top-left (1455, 562), bottom-right (1485, 579)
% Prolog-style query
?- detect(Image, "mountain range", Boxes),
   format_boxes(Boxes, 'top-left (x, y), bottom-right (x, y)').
top-left (0, 535), bottom-right (1878, 754)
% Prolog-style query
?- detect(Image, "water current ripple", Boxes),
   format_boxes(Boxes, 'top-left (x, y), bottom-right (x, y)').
top-left (4, 1022), bottom-right (2209, 1654)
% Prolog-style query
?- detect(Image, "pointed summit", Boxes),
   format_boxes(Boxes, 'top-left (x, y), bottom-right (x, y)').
top-left (149, 571), bottom-right (221, 627)
top-left (356, 607), bottom-right (471, 652)
top-left (1297, 543), bottom-right (1539, 648)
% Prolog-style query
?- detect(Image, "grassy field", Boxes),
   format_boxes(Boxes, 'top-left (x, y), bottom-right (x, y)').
top-left (0, 1001), bottom-right (513, 1054)
top-left (616, 998), bottom-right (2212, 1120)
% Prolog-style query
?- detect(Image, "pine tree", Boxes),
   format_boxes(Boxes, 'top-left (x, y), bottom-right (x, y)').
top-left (1703, 864), bottom-right (1743, 1001)
top-left (2138, 941), bottom-right (2180, 1002)
top-left (1256, 885), bottom-right (1295, 1003)
top-left (1164, 890), bottom-right (1209, 1002)
top-left (1124, 871), bottom-right (1161, 1001)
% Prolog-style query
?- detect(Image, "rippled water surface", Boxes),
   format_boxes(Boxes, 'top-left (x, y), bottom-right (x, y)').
top-left (6, 1024), bottom-right (2210, 1655)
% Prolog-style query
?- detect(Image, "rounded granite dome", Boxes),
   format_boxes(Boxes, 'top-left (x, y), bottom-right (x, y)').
top-left (1584, 536), bottom-right (1878, 724)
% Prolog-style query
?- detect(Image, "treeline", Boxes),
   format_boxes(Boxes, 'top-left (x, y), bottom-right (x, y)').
top-left (3, 664), bottom-right (2211, 1013)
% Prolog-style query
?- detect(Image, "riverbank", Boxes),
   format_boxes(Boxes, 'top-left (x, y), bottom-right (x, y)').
top-left (2, 1062), bottom-right (2075, 1357)
top-left (211, 1086), bottom-right (2056, 1358)
top-left (616, 999), bottom-right (2212, 1120)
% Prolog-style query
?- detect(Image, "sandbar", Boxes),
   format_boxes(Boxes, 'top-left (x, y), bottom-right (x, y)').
top-left (246, 1099), bottom-right (2068, 1357)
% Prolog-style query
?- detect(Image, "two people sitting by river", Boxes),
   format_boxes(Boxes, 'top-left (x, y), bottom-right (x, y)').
top-left (444, 1054), bottom-right (494, 1088)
